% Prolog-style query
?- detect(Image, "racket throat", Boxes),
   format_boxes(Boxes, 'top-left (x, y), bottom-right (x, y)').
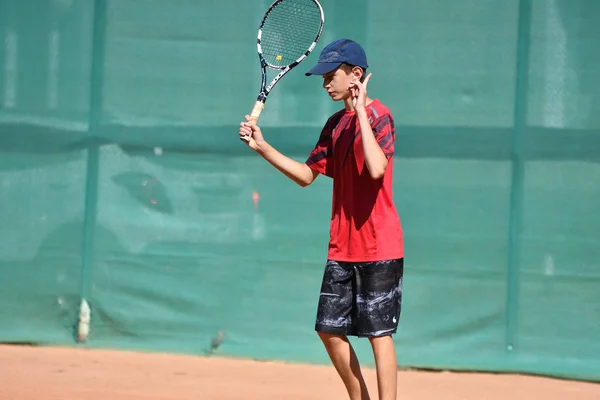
top-left (256, 92), bottom-right (267, 103)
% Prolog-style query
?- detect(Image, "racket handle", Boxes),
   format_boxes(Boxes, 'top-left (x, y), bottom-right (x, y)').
top-left (248, 100), bottom-right (265, 124)
top-left (241, 100), bottom-right (264, 143)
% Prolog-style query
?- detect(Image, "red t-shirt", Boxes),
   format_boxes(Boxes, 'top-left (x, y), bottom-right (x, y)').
top-left (306, 98), bottom-right (404, 262)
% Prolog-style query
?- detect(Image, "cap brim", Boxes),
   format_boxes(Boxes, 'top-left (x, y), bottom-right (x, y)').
top-left (305, 62), bottom-right (342, 76)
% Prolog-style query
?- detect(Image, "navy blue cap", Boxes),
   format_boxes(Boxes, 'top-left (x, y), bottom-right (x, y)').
top-left (305, 38), bottom-right (369, 76)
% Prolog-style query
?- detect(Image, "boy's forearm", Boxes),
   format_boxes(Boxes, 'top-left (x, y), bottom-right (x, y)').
top-left (356, 108), bottom-right (388, 179)
top-left (255, 141), bottom-right (317, 187)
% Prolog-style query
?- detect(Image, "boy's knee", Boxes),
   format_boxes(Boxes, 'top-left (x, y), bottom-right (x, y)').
top-left (317, 331), bottom-right (348, 344)
top-left (367, 334), bottom-right (392, 343)
top-left (368, 334), bottom-right (396, 352)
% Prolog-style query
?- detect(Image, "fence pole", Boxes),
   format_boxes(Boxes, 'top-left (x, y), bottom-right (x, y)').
top-left (506, 0), bottom-right (532, 354)
top-left (78, 0), bottom-right (107, 343)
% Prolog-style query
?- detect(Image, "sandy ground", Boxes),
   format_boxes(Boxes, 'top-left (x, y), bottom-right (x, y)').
top-left (0, 344), bottom-right (598, 400)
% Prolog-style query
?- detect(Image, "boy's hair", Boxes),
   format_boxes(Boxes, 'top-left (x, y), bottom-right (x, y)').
top-left (341, 63), bottom-right (367, 83)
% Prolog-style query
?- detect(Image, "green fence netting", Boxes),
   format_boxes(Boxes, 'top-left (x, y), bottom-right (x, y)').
top-left (0, 0), bottom-right (599, 382)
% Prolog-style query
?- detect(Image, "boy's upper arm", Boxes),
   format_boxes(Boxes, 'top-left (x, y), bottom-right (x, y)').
top-left (372, 112), bottom-right (395, 158)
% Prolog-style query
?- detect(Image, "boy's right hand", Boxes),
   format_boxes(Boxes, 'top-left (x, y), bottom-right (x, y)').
top-left (239, 115), bottom-right (265, 152)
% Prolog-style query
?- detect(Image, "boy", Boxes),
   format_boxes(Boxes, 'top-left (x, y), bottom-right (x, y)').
top-left (239, 38), bottom-right (404, 400)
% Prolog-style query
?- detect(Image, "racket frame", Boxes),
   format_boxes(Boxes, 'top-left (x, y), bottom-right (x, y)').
top-left (247, 0), bottom-right (325, 125)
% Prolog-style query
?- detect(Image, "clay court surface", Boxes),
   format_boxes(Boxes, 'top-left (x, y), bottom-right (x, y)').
top-left (1, 344), bottom-right (598, 400)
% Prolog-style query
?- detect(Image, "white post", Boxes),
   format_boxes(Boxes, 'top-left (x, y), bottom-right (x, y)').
top-left (543, 0), bottom-right (567, 128)
top-left (77, 298), bottom-right (91, 343)
top-left (47, 29), bottom-right (60, 110)
top-left (3, 29), bottom-right (17, 109)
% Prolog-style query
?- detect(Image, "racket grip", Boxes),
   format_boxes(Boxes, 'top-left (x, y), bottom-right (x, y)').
top-left (248, 100), bottom-right (265, 124)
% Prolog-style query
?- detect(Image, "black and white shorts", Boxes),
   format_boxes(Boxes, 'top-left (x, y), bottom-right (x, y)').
top-left (315, 258), bottom-right (404, 338)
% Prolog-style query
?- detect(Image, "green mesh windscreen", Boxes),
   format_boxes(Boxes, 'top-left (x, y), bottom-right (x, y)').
top-left (0, 0), bottom-right (599, 383)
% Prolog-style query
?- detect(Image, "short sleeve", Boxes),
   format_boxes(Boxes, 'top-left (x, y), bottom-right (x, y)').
top-left (372, 112), bottom-right (395, 158)
top-left (306, 118), bottom-right (335, 178)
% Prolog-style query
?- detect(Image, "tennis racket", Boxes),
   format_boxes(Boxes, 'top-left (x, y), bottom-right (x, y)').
top-left (242, 0), bottom-right (325, 139)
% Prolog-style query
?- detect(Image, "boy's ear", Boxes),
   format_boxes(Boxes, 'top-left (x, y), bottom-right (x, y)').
top-left (352, 66), bottom-right (364, 80)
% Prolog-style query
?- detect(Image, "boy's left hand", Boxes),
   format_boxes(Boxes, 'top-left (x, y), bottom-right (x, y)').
top-left (349, 72), bottom-right (372, 111)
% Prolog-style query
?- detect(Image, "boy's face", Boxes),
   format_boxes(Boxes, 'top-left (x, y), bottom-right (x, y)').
top-left (321, 65), bottom-right (363, 102)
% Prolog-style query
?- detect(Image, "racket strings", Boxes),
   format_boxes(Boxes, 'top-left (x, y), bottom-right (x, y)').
top-left (261, 0), bottom-right (322, 67)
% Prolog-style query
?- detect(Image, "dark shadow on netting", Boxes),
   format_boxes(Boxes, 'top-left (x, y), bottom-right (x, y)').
top-left (79, 124), bottom-right (600, 163)
top-left (0, 122), bottom-right (87, 171)
top-left (4, 119), bottom-right (598, 167)
top-left (70, 125), bottom-right (318, 160)
top-left (111, 172), bottom-right (174, 214)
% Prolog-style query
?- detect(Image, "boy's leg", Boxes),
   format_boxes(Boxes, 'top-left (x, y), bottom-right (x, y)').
top-left (315, 260), bottom-right (371, 400)
top-left (368, 335), bottom-right (397, 400)
top-left (355, 259), bottom-right (404, 400)
top-left (318, 332), bottom-right (371, 400)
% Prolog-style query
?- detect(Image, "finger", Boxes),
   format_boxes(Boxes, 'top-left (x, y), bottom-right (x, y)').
top-left (350, 81), bottom-right (363, 93)
top-left (363, 73), bottom-right (373, 87)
